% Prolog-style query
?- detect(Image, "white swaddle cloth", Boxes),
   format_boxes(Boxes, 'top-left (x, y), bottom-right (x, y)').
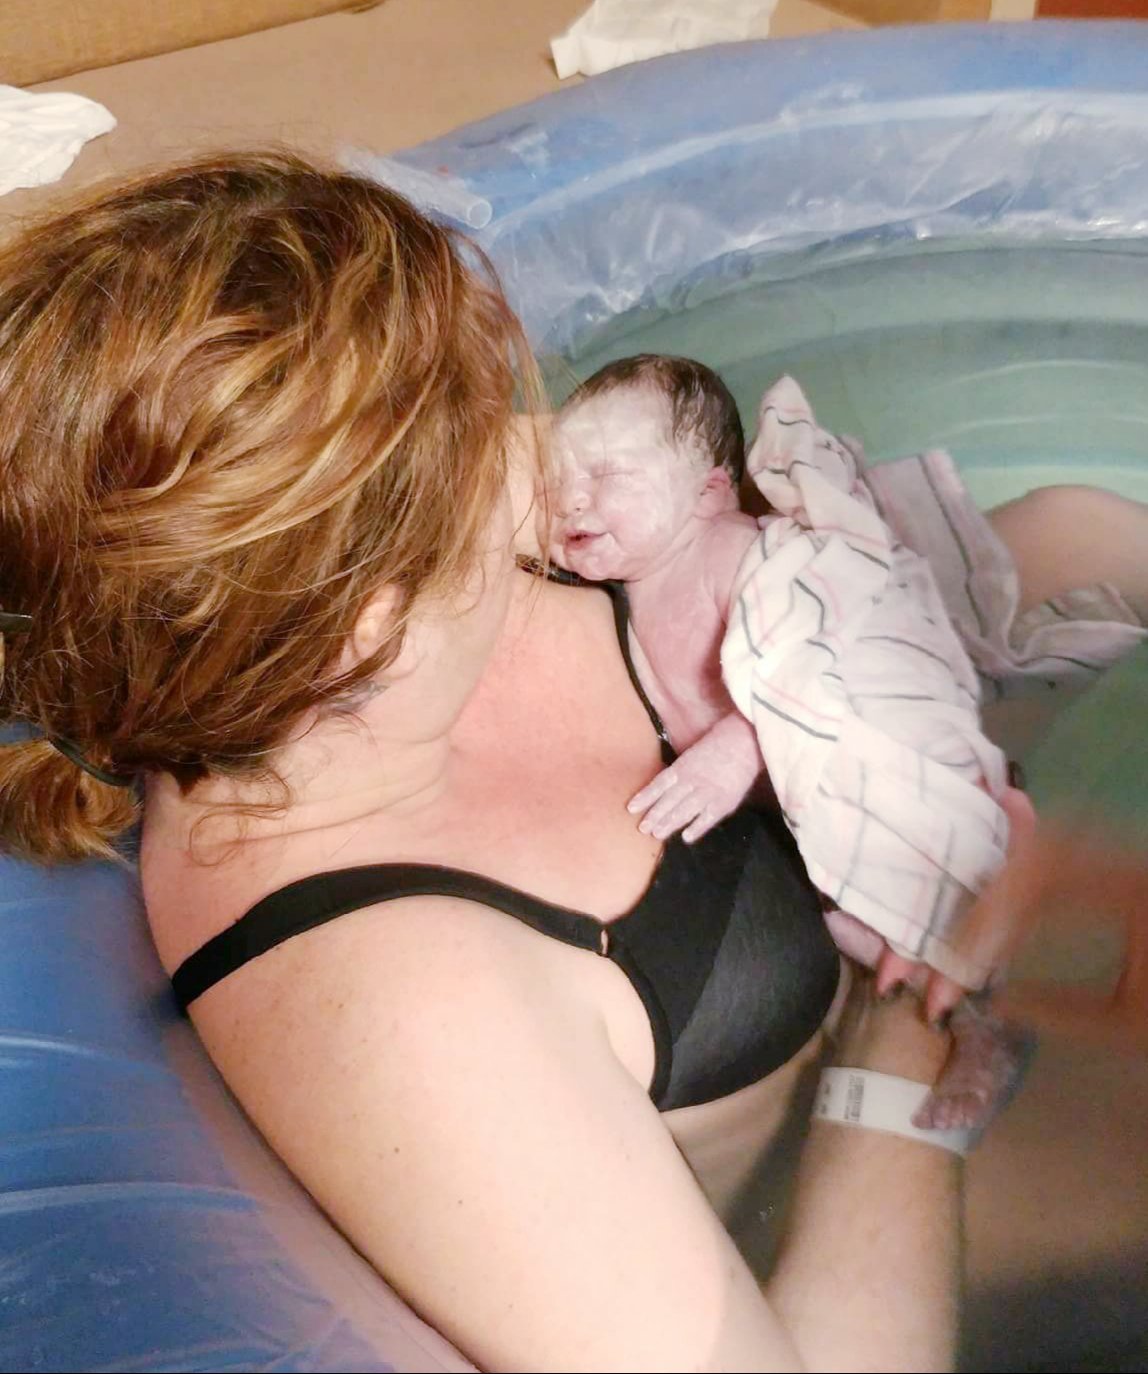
top-left (864, 450), bottom-right (1147, 701)
top-left (722, 377), bottom-right (1009, 985)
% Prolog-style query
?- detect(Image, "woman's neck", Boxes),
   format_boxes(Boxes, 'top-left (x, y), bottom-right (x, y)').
top-left (146, 568), bottom-right (544, 845)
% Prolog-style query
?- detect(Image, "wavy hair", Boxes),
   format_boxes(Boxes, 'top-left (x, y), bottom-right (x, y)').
top-left (0, 151), bottom-right (541, 861)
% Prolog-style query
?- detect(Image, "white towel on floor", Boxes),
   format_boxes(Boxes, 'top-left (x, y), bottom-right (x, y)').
top-left (551, 0), bottom-right (778, 80)
top-left (0, 85), bottom-right (116, 199)
top-left (722, 376), bottom-right (1009, 984)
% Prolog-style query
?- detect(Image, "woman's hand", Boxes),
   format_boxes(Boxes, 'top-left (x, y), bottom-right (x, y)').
top-left (874, 786), bottom-right (1037, 1024)
top-left (834, 965), bottom-right (952, 1083)
top-left (770, 973), bottom-right (962, 1374)
top-left (952, 809), bottom-right (1148, 1056)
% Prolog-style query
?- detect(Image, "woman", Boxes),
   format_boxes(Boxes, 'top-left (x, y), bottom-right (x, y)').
top-left (0, 150), bottom-right (1123, 1372)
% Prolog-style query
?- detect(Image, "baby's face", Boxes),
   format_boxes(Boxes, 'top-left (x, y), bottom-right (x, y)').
top-left (548, 387), bottom-right (709, 582)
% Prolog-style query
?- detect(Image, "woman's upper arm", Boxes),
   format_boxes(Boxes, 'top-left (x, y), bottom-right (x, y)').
top-left (193, 898), bottom-right (797, 1374)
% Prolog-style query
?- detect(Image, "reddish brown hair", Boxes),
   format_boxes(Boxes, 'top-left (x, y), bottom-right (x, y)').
top-left (0, 151), bottom-right (539, 861)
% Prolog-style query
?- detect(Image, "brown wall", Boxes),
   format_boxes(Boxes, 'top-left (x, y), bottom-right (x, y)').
top-left (826, 0), bottom-right (991, 23)
top-left (0, 0), bottom-right (377, 87)
top-left (1038, 0), bottom-right (1148, 14)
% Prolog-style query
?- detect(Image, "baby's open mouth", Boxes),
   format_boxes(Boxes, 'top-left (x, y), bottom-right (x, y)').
top-left (564, 530), bottom-right (602, 548)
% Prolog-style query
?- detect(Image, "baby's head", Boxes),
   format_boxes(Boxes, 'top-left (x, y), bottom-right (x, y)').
top-left (549, 355), bottom-right (744, 581)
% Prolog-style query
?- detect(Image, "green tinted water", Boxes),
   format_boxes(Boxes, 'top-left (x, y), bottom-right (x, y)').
top-left (560, 239), bottom-right (1148, 511)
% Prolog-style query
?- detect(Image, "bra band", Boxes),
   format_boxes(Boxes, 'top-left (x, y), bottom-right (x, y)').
top-left (170, 859), bottom-right (679, 1105)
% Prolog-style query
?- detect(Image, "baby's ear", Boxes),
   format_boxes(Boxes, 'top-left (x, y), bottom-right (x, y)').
top-left (697, 465), bottom-right (737, 515)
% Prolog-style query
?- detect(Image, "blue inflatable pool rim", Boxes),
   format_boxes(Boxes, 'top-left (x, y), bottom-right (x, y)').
top-left (351, 22), bottom-right (1148, 355)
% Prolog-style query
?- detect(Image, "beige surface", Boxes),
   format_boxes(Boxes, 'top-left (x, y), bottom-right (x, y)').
top-left (770, 0), bottom-right (869, 34)
top-left (0, 0), bottom-right (1039, 232)
top-left (832, 0), bottom-right (991, 19)
top-left (968, 1040), bottom-right (1148, 1285)
top-left (0, 0), bottom-right (367, 88)
top-left (0, 0), bottom-right (587, 229)
top-left (2, 0), bottom-right (863, 228)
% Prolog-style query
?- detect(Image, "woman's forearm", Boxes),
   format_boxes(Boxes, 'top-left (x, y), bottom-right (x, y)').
top-left (766, 994), bottom-right (962, 1373)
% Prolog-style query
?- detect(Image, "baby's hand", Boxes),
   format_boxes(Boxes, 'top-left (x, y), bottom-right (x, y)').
top-left (627, 713), bottom-right (762, 843)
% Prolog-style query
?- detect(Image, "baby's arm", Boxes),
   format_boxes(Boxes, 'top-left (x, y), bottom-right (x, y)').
top-left (628, 518), bottom-right (764, 842)
top-left (627, 709), bottom-right (763, 842)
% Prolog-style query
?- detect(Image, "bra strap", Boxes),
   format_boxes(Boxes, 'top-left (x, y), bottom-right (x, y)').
top-left (523, 561), bottom-right (675, 764)
top-left (172, 862), bottom-right (608, 1012)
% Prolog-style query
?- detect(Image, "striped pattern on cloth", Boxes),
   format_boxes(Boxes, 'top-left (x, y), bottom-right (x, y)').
top-left (723, 376), bottom-right (1145, 982)
top-left (722, 377), bottom-right (1010, 984)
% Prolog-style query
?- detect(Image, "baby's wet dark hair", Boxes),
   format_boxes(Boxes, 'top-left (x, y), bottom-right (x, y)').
top-left (562, 354), bottom-right (745, 483)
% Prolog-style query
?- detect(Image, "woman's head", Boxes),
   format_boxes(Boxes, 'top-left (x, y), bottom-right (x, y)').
top-left (0, 150), bottom-right (538, 861)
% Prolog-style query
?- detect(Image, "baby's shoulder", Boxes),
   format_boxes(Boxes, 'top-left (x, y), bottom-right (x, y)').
top-left (708, 508), bottom-right (760, 542)
top-left (701, 511), bottom-right (760, 604)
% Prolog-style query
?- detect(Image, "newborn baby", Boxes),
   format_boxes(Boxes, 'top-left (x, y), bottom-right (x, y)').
top-left (547, 354), bottom-right (1029, 1132)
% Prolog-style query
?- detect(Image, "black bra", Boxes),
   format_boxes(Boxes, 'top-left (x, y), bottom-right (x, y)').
top-left (172, 574), bottom-right (841, 1111)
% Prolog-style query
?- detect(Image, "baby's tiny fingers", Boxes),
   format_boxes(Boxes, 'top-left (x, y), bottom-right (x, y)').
top-left (924, 970), bottom-right (967, 1027)
top-left (639, 789), bottom-right (701, 840)
top-left (628, 769), bottom-right (677, 814)
top-left (635, 785), bottom-right (689, 833)
top-left (681, 810), bottom-right (717, 844)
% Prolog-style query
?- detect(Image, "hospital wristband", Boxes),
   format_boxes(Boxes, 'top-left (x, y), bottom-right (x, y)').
top-left (813, 1067), bottom-right (974, 1157)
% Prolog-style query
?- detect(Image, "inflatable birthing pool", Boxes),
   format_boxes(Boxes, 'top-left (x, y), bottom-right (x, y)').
top-left (3, 22), bottom-right (1148, 1373)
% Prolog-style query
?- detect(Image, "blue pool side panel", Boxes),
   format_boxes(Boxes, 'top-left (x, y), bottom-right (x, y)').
top-left (0, 850), bottom-right (472, 1373)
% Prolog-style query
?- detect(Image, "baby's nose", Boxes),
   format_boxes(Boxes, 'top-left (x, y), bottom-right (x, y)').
top-left (555, 474), bottom-right (590, 518)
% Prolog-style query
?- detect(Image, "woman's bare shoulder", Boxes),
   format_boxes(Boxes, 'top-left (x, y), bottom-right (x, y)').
top-left (176, 883), bottom-right (797, 1373)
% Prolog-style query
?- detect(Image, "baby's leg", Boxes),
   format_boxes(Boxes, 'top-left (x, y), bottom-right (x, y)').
top-left (821, 906), bottom-right (888, 971)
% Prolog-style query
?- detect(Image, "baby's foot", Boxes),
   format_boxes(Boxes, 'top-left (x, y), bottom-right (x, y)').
top-left (911, 995), bottom-right (1036, 1133)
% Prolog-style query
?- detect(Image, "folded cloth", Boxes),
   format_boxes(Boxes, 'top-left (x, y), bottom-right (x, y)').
top-left (864, 450), bottom-right (1146, 702)
top-left (722, 376), bottom-right (1010, 985)
top-left (0, 85), bottom-right (116, 199)
top-left (551, 0), bottom-right (777, 80)
top-left (723, 377), bottom-right (1147, 983)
